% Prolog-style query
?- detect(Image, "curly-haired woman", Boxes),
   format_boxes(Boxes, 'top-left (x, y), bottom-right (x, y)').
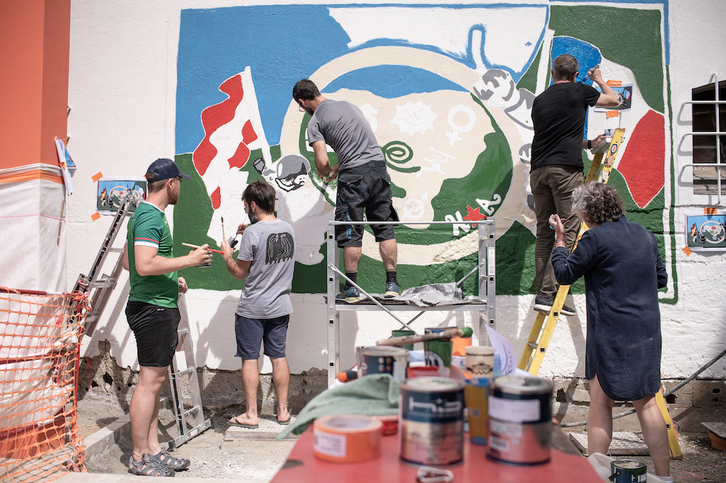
top-left (549, 182), bottom-right (671, 482)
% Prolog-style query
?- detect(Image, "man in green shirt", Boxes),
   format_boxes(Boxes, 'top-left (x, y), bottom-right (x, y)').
top-left (122, 158), bottom-right (211, 477)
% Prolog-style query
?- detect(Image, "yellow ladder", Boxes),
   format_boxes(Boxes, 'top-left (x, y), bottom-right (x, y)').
top-left (518, 128), bottom-right (625, 375)
top-left (517, 128), bottom-right (682, 458)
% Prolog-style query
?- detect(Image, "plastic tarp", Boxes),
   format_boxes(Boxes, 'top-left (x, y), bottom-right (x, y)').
top-left (0, 165), bottom-right (66, 293)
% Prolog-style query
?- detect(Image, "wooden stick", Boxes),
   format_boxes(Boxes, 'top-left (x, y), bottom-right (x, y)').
top-left (182, 242), bottom-right (224, 255)
top-left (375, 326), bottom-right (472, 347)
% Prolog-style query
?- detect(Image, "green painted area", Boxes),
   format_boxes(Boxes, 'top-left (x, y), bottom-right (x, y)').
top-left (663, 65), bottom-right (678, 304)
top-left (495, 221), bottom-right (536, 294)
top-left (173, 154), bottom-right (243, 290)
top-left (425, 95), bottom-right (513, 241)
top-left (549, 5), bottom-right (664, 113)
top-left (517, 43), bottom-right (542, 94)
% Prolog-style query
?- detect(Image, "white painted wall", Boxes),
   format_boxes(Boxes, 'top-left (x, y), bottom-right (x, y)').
top-left (67, 0), bottom-right (726, 382)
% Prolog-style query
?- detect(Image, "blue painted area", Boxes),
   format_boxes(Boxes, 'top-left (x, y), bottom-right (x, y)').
top-left (551, 37), bottom-right (602, 85)
top-left (176, 6), bottom-right (351, 154)
top-left (324, 65), bottom-right (469, 98)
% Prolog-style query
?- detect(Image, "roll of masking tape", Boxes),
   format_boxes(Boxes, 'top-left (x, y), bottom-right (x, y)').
top-left (313, 415), bottom-right (383, 463)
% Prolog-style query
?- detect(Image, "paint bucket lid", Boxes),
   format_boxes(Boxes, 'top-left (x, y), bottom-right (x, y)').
top-left (611, 460), bottom-right (647, 469)
top-left (362, 346), bottom-right (409, 357)
top-left (491, 375), bottom-right (553, 395)
top-left (402, 376), bottom-right (464, 392)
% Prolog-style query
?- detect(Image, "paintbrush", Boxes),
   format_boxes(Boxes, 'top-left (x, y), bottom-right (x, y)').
top-left (375, 326), bottom-right (473, 347)
top-left (182, 242), bottom-right (224, 255)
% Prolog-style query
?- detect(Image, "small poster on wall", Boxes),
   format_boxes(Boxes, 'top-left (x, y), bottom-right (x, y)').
top-left (685, 213), bottom-right (726, 251)
top-left (594, 84), bottom-right (633, 112)
top-left (97, 177), bottom-right (147, 215)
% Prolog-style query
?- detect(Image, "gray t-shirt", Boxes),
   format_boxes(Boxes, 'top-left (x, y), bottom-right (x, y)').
top-left (306, 99), bottom-right (385, 171)
top-left (236, 219), bottom-right (295, 319)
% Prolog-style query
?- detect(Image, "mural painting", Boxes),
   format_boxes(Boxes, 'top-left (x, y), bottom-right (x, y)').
top-left (173, 2), bottom-right (672, 299)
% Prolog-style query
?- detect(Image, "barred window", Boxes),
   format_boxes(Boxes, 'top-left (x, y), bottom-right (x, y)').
top-left (691, 80), bottom-right (726, 195)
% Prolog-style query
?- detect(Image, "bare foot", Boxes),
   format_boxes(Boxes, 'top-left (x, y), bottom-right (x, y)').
top-left (277, 409), bottom-right (291, 424)
top-left (229, 414), bottom-right (258, 427)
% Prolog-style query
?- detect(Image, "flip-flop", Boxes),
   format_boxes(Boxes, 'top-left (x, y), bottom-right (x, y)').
top-left (228, 416), bottom-right (258, 429)
top-left (277, 416), bottom-right (292, 426)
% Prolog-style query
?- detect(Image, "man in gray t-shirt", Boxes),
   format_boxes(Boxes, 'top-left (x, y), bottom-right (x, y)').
top-left (221, 181), bottom-right (295, 428)
top-left (292, 79), bottom-right (400, 302)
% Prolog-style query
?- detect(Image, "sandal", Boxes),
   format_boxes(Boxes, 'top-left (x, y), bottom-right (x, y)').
top-left (153, 449), bottom-right (190, 471)
top-left (128, 453), bottom-right (175, 477)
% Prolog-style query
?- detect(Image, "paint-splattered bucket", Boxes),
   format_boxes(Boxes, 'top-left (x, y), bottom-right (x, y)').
top-left (399, 377), bottom-right (465, 466)
top-left (487, 375), bottom-right (553, 465)
top-left (423, 327), bottom-right (452, 368)
top-left (359, 346), bottom-right (409, 382)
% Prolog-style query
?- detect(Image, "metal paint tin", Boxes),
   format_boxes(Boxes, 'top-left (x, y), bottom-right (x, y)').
top-left (359, 346), bottom-right (409, 382)
top-left (399, 377), bottom-right (465, 466)
top-left (487, 375), bottom-right (554, 465)
top-left (424, 327), bottom-right (452, 368)
top-left (610, 460), bottom-right (647, 483)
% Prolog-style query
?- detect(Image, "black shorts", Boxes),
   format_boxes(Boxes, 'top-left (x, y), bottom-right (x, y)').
top-left (125, 301), bottom-right (180, 367)
top-left (335, 161), bottom-right (398, 247)
top-left (234, 314), bottom-right (289, 359)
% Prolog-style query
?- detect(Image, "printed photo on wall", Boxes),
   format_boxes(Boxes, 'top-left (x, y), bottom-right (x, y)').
top-left (594, 84), bottom-right (633, 112)
top-left (96, 177), bottom-right (147, 215)
top-left (685, 213), bottom-right (726, 251)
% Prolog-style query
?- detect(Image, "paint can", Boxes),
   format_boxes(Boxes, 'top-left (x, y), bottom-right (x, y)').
top-left (399, 377), bottom-right (465, 466)
top-left (391, 328), bottom-right (415, 350)
top-left (610, 460), bottom-right (647, 483)
top-left (359, 346), bottom-right (409, 382)
top-left (423, 327), bottom-right (452, 368)
top-left (487, 375), bottom-right (554, 465)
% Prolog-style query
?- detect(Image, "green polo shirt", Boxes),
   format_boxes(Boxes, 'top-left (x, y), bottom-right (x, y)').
top-left (126, 201), bottom-right (178, 307)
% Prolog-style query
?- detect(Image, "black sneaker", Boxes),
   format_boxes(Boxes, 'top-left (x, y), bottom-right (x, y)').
top-left (384, 281), bottom-right (401, 298)
top-left (335, 286), bottom-right (361, 302)
top-left (533, 294), bottom-right (576, 316)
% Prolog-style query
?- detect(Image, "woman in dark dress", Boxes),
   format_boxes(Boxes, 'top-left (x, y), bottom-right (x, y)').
top-left (549, 182), bottom-right (671, 482)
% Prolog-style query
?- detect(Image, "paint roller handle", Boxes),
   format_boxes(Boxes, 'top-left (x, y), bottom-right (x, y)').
top-left (337, 369), bottom-right (358, 383)
top-left (375, 326), bottom-right (473, 347)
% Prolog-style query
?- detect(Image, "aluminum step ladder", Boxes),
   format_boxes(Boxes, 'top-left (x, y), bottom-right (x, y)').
top-left (166, 293), bottom-right (212, 451)
top-left (73, 190), bottom-right (143, 336)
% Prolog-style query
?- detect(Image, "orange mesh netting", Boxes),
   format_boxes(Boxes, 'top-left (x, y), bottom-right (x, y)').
top-left (0, 287), bottom-right (90, 482)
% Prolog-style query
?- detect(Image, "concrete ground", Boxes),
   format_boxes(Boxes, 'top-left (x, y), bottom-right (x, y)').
top-left (71, 396), bottom-right (297, 482)
top-left (53, 386), bottom-right (726, 483)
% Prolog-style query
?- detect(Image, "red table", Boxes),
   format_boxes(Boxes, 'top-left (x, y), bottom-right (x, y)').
top-left (272, 425), bottom-right (603, 482)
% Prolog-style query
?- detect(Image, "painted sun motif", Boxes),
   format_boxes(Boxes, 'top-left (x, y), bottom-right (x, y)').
top-left (391, 100), bottom-right (437, 136)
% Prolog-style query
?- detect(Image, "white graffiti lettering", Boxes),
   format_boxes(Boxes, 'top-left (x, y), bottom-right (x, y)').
top-left (408, 396), bottom-right (462, 416)
top-left (476, 194), bottom-right (502, 216)
top-left (445, 211), bottom-right (471, 236)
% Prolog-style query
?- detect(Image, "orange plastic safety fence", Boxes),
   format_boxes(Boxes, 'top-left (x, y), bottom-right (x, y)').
top-left (0, 287), bottom-right (91, 482)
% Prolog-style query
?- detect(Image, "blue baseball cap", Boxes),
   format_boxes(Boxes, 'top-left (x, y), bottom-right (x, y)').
top-left (145, 158), bottom-right (192, 182)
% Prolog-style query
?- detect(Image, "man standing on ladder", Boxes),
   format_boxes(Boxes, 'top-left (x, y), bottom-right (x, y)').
top-left (292, 79), bottom-right (400, 301)
top-left (530, 54), bottom-right (619, 315)
top-left (122, 158), bottom-right (212, 477)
